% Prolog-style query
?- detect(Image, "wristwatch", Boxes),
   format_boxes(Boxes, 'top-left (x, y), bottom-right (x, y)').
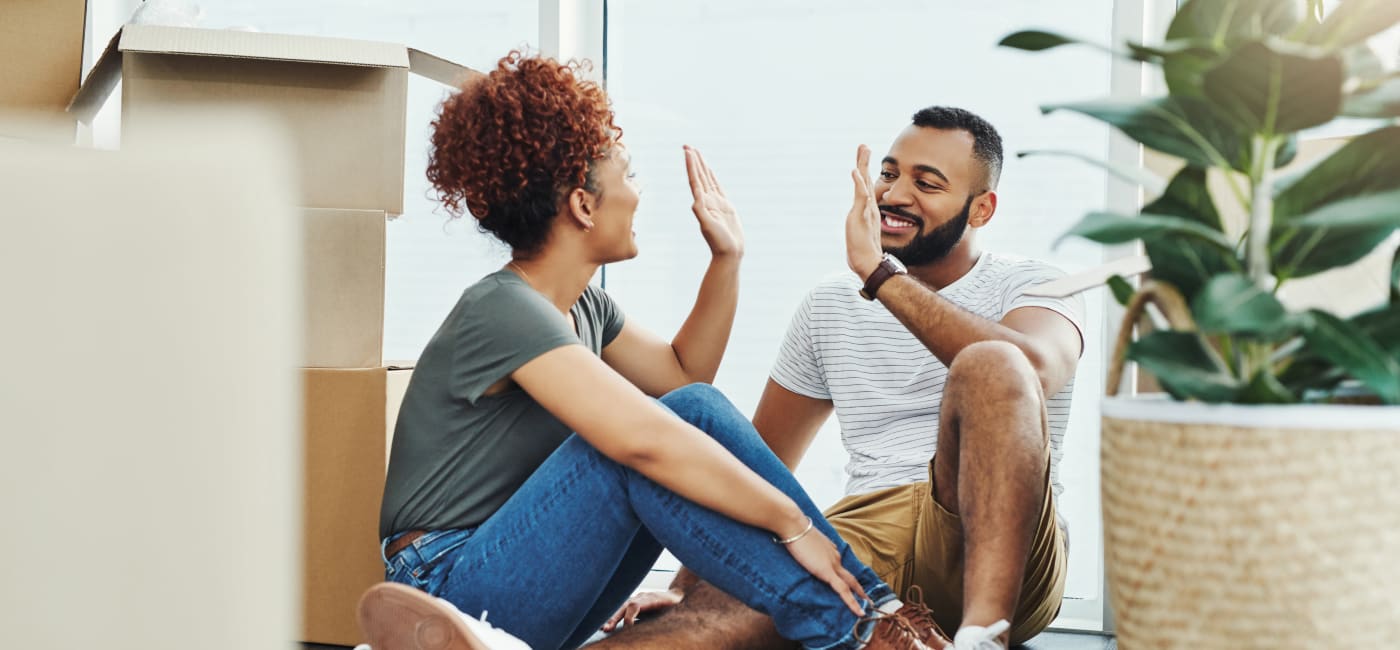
top-left (859, 253), bottom-right (907, 300)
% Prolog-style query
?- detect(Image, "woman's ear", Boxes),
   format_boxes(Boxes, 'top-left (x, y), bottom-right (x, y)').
top-left (566, 187), bottom-right (596, 232)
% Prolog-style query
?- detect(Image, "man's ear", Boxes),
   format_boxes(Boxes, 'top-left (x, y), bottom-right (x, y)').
top-left (566, 187), bottom-right (596, 232)
top-left (970, 191), bottom-right (997, 228)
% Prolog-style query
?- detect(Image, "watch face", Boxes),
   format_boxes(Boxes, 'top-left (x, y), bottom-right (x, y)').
top-left (885, 254), bottom-right (907, 274)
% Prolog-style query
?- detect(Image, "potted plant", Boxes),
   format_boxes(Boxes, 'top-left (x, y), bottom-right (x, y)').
top-left (1001, 0), bottom-right (1400, 645)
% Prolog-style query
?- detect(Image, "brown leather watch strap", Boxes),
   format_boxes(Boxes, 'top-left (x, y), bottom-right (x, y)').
top-left (860, 257), bottom-right (904, 300)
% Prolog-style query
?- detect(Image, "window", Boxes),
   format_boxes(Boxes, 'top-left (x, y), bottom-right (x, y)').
top-left (604, 0), bottom-right (1130, 630)
top-left (83, 0), bottom-right (1163, 632)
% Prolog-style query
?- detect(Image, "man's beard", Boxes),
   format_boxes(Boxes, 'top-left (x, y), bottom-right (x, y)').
top-left (882, 195), bottom-right (973, 266)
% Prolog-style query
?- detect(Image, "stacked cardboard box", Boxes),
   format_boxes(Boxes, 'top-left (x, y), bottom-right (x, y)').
top-left (0, 0), bottom-right (87, 142)
top-left (69, 23), bottom-right (475, 646)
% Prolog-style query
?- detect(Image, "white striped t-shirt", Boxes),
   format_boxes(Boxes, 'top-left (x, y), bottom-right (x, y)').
top-left (771, 252), bottom-right (1085, 500)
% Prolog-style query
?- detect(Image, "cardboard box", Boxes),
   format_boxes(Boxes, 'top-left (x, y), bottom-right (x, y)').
top-left (302, 366), bottom-right (390, 646)
top-left (385, 363), bottom-right (416, 461)
top-left (303, 208), bottom-right (386, 368)
top-left (69, 24), bottom-right (482, 215)
top-left (0, 0), bottom-right (87, 142)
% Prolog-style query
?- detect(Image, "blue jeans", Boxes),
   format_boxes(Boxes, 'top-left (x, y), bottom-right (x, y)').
top-left (381, 383), bottom-right (893, 650)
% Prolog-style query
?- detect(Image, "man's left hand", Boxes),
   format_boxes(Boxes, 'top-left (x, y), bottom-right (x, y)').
top-left (846, 144), bottom-right (883, 281)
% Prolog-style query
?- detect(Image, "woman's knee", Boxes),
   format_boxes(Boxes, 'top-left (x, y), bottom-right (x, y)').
top-left (658, 383), bottom-right (732, 421)
top-left (658, 384), bottom-right (759, 448)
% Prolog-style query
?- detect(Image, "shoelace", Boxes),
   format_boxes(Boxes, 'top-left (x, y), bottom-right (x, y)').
top-left (898, 586), bottom-right (951, 644)
top-left (952, 619), bottom-right (1011, 650)
top-left (852, 608), bottom-right (931, 649)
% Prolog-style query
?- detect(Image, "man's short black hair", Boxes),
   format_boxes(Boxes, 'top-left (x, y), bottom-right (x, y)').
top-left (911, 106), bottom-right (1003, 192)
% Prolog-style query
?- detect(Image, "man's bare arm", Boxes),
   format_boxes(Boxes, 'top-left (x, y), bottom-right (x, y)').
top-left (874, 275), bottom-right (1081, 396)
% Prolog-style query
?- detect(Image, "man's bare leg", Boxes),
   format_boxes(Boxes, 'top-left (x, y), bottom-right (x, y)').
top-left (588, 581), bottom-right (794, 650)
top-left (932, 341), bottom-right (1049, 647)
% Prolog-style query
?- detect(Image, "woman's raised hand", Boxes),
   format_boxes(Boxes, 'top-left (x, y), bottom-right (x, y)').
top-left (684, 145), bottom-right (744, 258)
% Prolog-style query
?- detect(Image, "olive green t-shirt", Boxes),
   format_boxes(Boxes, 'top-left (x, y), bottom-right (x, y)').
top-left (379, 270), bottom-right (625, 538)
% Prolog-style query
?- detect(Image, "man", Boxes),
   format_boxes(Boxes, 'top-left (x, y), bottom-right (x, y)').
top-left (595, 106), bottom-right (1085, 650)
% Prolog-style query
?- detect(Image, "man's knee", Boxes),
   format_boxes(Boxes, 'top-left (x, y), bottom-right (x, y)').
top-left (946, 341), bottom-right (1039, 404)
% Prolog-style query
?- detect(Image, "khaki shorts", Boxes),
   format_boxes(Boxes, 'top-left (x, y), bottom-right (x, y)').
top-left (823, 460), bottom-right (1066, 645)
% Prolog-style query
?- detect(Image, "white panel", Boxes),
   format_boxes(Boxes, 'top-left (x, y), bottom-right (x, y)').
top-left (0, 122), bottom-right (300, 650)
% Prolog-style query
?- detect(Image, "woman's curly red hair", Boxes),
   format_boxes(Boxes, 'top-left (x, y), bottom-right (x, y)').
top-left (427, 50), bottom-right (620, 256)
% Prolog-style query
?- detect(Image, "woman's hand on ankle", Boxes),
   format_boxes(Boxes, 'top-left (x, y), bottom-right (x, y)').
top-left (785, 531), bottom-right (870, 617)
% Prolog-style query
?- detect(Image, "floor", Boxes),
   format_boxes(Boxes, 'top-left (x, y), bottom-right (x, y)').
top-left (1015, 631), bottom-right (1117, 649)
top-left (306, 630), bottom-right (1116, 649)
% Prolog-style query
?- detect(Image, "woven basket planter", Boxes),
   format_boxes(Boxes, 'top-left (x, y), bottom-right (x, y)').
top-left (1101, 397), bottom-right (1400, 647)
top-left (1099, 283), bottom-right (1400, 646)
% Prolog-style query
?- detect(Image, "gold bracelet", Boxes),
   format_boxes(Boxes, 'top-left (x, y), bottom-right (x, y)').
top-left (772, 516), bottom-right (814, 545)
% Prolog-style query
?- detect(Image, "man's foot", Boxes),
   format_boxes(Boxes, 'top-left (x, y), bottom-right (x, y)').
top-left (856, 609), bottom-right (934, 649)
top-left (949, 619), bottom-right (1010, 650)
top-left (356, 582), bottom-right (531, 650)
top-left (893, 588), bottom-right (953, 647)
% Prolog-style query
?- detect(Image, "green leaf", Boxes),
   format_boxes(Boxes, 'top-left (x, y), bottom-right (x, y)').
top-left (1274, 126), bottom-right (1400, 219)
top-left (1168, 0), bottom-right (1306, 43)
top-left (1271, 187), bottom-right (1400, 279)
top-left (999, 30), bottom-right (1097, 52)
top-left (1300, 310), bottom-right (1400, 404)
top-left (1277, 353), bottom-right (1347, 394)
top-left (1238, 368), bottom-right (1300, 404)
top-left (1304, 0), bottom-right (1400, 49)
top-left (1126, 39), bottom-right (1220, 62)
top-left (1392, 246), bottom-right (1400, 303)
top-left (1201, 41), bottom-right (1344, 134)
top-left (1128, 331), bottom-right (1240, 402)
top-left (1043, 96), bottom-right (1250, 172)
top-left (1352, 301), bottom-right (1400, 355)
top-left (1343, 42), bottom-right (1387, 86)
top-left (1306, 0), bottom-right (1326, 22)
top-left (1139, 167), bottom-right (1239, 301)
top-left (1016, 150), bottom-right (1168, 194)
top-left (1342, 75), bottom-right (1400, 118)
top-left (1107, 274), bottom-right (1136, 307)
top-left (1278, 302), bottom-right (1400, 391)
top-left (1192, 274), bottom-right (1290, 334)
top-left (1165, 0), bottom-right (1307, 96)
top-left (1057, 211), bottom-right (1236, 251)
top-left (1275, 134), bottom-right (1299, 168)
top-left (998, 30), bottom-right (1217, 65)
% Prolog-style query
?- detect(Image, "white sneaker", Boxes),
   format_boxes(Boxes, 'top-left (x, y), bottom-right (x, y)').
top-left (951, 619), bottom-right (1010, 650)
top-left (357, 582), bottom-right (531, 650)
top-left (442, 599), bottom-right (531, 650)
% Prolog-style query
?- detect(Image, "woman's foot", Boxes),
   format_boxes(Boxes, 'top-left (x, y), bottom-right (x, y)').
top-left (356, 582), bottom-right (531, 650)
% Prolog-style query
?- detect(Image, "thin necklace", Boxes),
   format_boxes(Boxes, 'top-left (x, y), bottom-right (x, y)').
top-left (507, 261), bottom-right (534, 286)
top-left (508, 261), bottom-right (570, 328)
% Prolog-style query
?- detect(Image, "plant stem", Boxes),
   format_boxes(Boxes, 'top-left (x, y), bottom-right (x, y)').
top-left (1246, 136), bottom-right (1277, 290)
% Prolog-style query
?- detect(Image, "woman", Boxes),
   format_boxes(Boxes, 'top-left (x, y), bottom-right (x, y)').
top-left (360, 51), bottom-right (939, 650)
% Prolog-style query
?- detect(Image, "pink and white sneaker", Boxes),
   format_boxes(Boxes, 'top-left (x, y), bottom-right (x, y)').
top-left (356, 582), bottom-right (531, 650)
